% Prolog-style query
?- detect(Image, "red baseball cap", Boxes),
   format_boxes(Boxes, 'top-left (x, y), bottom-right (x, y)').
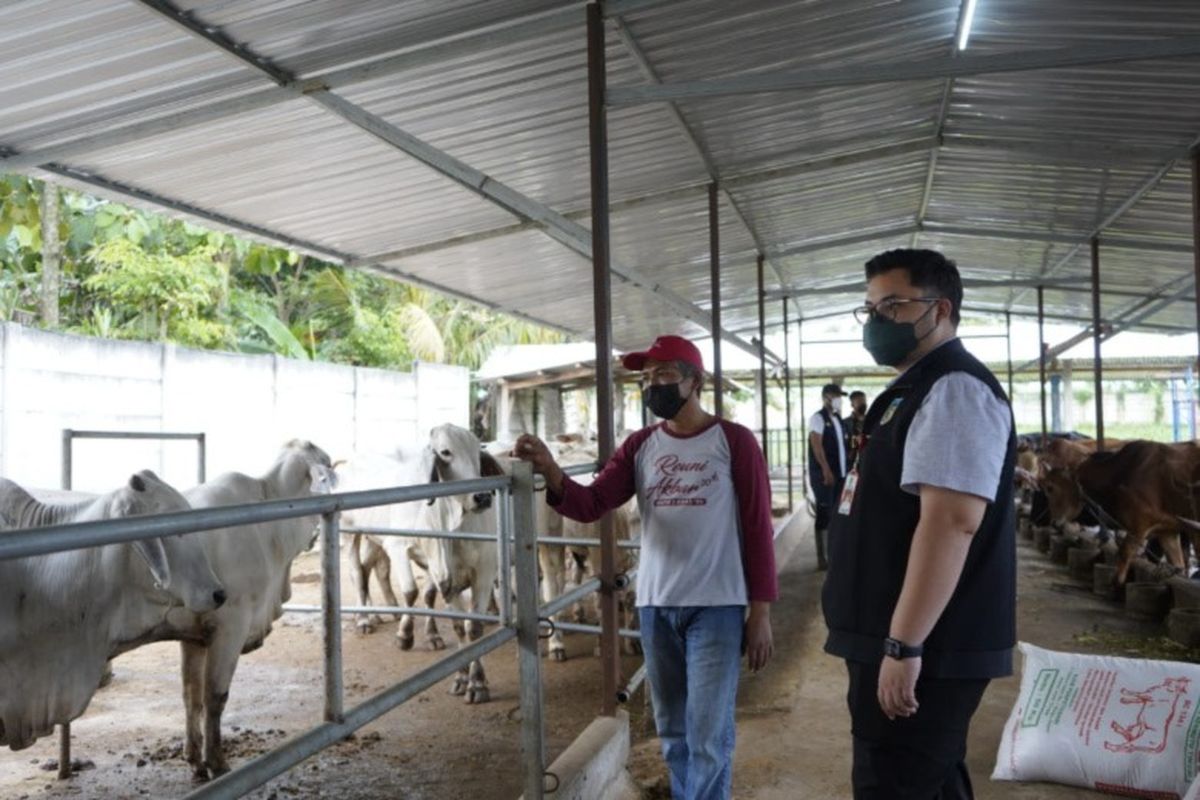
top-left (621, 335), bottom-right (704, 373)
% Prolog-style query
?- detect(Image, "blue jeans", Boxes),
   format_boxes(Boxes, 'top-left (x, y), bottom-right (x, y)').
top-left (639, 605), bottom-right (745, 800)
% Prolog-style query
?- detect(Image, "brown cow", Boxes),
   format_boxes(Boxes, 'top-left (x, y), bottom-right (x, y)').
top-left (1041, 440), bottom-right (1200, 586)
top-left (1039, 437), bottom-right (1130, 471)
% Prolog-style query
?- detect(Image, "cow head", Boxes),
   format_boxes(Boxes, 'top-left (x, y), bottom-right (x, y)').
top-left (108, 470), bottom-right (227, 614)
top-left (277, 439), bottom-right (338, 496)
top-left (426, 424), bottom-right (494, 529)
top-left (1039, 465), bottom-right (1084, 525)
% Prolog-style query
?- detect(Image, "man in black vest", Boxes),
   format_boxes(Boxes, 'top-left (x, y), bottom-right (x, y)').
top-left (822, 249), bottom-right (1016, 798)
top-left (808, 382), bottom-right (848, 570)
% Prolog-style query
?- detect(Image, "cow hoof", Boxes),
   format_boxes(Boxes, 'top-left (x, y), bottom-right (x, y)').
top-left (208, 759), bottom-right (230, 778)
top-left (450, 676), bottom-right (469, 696)
top-left (191, 765), bottom-right (210, 783)
top-left (356, 620), bottom-right (375, 636)
top-left (369, 614), bottom-right (385, 626)
top-left (397, 635), bottom-right (414, 651)
top-left (429, 635), bottom-right (447, 651)
top-left (467, 686), bottom-right (490, 704)
top-left (549, 648), bottom-right (567, 662)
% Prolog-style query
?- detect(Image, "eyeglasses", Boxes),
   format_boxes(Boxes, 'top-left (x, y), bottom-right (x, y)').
top-left (852, 296), bottom-right (940, 325)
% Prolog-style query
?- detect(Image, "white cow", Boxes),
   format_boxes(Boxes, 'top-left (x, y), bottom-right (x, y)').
top-left (0, 471), bottom-right (226, 751)
top-left (537, 435), bottom-right (640, 662)
top-left (173, 439), bottom-right (336, 780)
top-left (342, 424), bottom-right (501, 703)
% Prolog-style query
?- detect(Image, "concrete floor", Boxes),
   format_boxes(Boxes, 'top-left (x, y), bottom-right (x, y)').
top-left (630, 512), bottom-right (1151, 799)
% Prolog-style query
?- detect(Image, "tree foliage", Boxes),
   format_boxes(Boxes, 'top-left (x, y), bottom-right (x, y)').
top-left (0, 174), bottom-right (562, 370)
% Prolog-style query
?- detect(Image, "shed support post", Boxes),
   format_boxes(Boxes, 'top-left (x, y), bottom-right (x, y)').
top-left (1005, 311), bottom-right (1014, 401)
top-left (1038, 287), bottom-right (1048, 445)
top-left (757, 253), bottom-right (768, 459)
top-left (798, 320), bottom-right (807, 491)
top-left (782, 298), bottom-right (794, 513)
top-left (586, 1), bottom-right (619, 718)
top-left (1191, 148), bottom-right (1200, 411)
top-left (1091, 238), bottom-right (1106, 449)
top-left (710, 182), bottom-right (723, 417)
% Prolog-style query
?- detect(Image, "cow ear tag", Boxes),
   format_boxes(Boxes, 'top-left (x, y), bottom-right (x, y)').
top-left (879, 397), bottom-right (903, 426)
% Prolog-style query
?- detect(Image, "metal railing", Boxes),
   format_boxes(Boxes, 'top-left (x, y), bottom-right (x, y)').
top-left (61, 428), bottom-right (207, 490)
top-left (0, 460), bottom-right (641, 800)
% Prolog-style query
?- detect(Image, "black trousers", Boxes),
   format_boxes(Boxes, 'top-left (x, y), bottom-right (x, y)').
top-left (810, 475), bottom-right (844, 531)
top-left (845, 660), bottom-right (988, 800)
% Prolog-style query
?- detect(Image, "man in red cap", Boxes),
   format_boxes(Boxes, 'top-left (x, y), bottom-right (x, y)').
top-left (513, 334), bottom-right (777, 800)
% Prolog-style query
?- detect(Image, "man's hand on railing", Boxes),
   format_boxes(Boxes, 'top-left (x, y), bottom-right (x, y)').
top-left (511, 434), bottom-right (565, 497)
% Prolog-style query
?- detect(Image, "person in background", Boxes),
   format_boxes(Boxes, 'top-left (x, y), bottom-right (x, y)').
top-left (808, 382), bottom-right (848, 570)
top-left (845, 390), bottom-right (869, 467)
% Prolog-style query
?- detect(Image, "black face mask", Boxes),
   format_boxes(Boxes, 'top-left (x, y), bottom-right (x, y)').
top-left (644, 382), bottom-right (688, 420)
top-left (862, 303), bottom-right (939, 367)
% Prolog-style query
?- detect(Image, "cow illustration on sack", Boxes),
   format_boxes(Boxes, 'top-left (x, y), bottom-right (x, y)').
top-left (1104, 677), bottom-right (1191, 754)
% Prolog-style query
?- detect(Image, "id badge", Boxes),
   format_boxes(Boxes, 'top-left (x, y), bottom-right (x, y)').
top-left (837, 470), bottom-right (858, 516)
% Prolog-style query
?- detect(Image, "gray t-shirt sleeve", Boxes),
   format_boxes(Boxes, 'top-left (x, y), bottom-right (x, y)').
top-left (900, 372), bottom-right (1012, 501)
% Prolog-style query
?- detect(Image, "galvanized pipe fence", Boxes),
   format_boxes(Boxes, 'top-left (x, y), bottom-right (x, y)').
top-left (0, 459), bottom-right (643, 800)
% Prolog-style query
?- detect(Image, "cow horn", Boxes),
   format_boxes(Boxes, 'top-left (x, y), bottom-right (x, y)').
top-left (129, 474), bottom-right (146, 492)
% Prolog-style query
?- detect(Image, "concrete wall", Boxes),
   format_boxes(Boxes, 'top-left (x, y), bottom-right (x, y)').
top-left (0, 323), bottom-right (468, 493)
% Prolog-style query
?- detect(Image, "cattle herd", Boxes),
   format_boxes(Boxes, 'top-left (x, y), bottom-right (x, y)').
top-left (1017, 432), bottom-right (1200, 590)
top-left (0, 423), bottom-right (638, 784)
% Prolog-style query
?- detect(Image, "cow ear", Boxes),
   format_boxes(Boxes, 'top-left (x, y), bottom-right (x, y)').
top-left (480, 451), bottom-right (504, 477)
top-left (426, 458), bottom-right (440, 505)
top-left (130, 473), bottom-right (147, 492)
top-left (132, 537), bottom-right (171, 590)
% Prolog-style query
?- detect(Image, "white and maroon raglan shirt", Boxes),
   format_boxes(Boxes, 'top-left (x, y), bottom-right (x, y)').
top-left (550, 419), bottom-right (778, 607)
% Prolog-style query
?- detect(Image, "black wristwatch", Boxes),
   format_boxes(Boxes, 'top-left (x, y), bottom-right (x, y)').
top-left (883, 637), bottom-right (924, 660)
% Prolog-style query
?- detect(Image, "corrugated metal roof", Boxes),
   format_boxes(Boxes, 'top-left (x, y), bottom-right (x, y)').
top-left (1, 0), bottom-right (1197, 355)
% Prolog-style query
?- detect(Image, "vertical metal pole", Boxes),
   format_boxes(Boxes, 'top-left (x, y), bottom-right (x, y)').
top-left (1005, 311), bottom-right (1014, 401)
top-left (61, 429), bottom-right (72, 490)
top-left (196, 432), bottom-right (207, 485)
top-left (756, 253), bottom-right (768, 459)
top-left (511, 461), bottom-right (545, 800)
top-left (782, 298), bottom-right (794, 514)
top-left (586, 1), bottom-right (619, 718)
top-left (57, 725), bottom-right (70, 779)
top-left (497, 488), bottom-right (513, 627)
top-left (798, 320), bottom-right (808, 490)
top-left (1192, 148), bottom-right (1200, 405)
top-left (1091, 237), bottom-right (1106, 449)
top-left (320, 512), bottom-right (343, 723)
top-left (709, 182), bottom-right (723, 418)
top-left (1038, 287), bottom-right (1048, 444)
